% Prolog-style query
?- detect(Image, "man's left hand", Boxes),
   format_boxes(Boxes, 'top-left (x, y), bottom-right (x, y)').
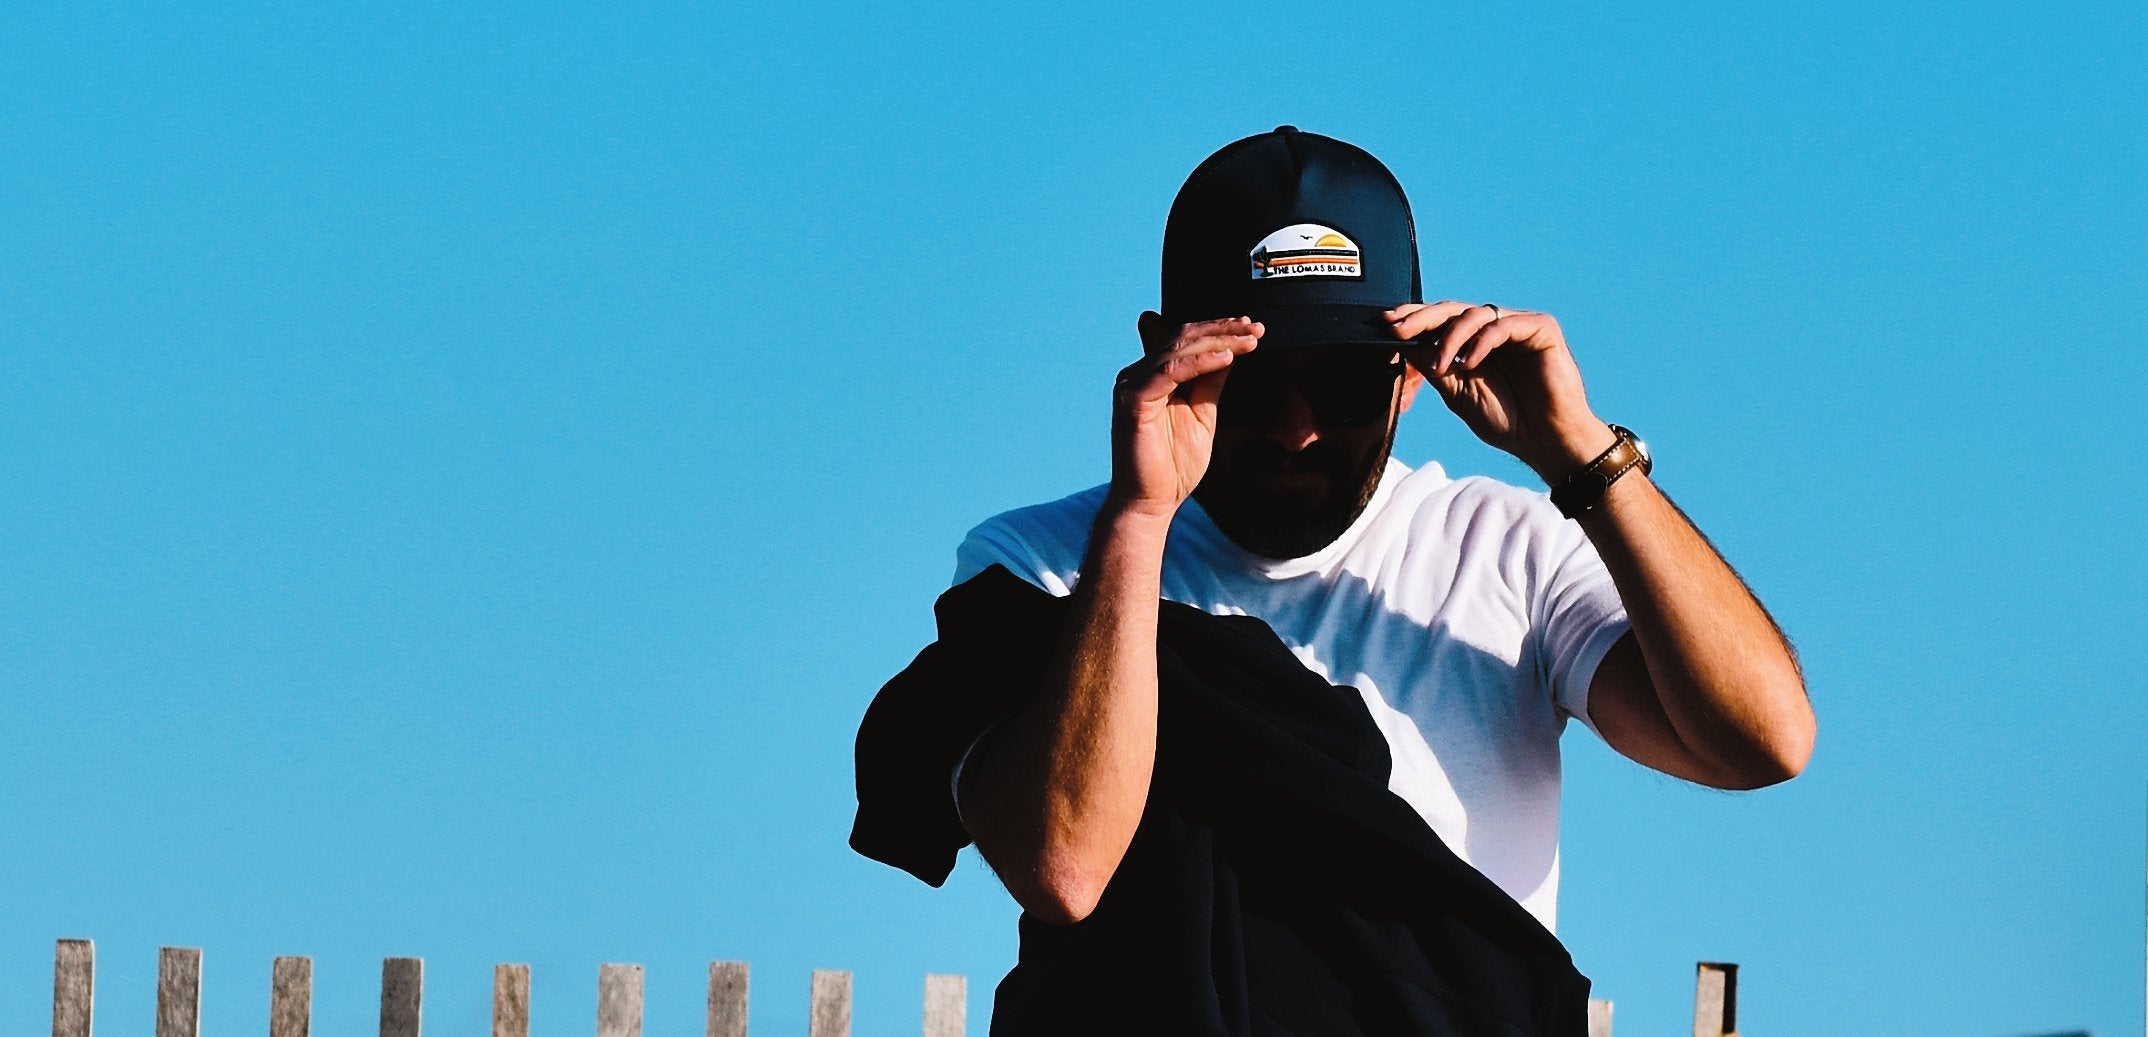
top-left (1387, 301), bottom-right (1615, 482)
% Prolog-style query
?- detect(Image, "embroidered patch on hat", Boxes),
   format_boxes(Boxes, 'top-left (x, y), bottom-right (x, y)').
top-left (1249, 223), bottom-right (1362, 279)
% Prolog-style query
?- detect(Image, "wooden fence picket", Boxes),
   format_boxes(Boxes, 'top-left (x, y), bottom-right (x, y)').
top-left (922, 973), bottom-right (964, 1037)
top-left (156, 948), bottom-right (201, 1037)
top-left (380, 958), bottom-right (423, 1037)
top-left (597, 964), bottom-right (644, 1037)
top-left (808, 969), bottom-right (851, 1037)
top-left (53, 939), bottom-right (93, 1037)
top-left (1692, 961), bottom-right (1737, 1037)
top-left (706, 961), bottom-right (749, 1037)
top-left (270, 956), bottom-right (311, 1037)
top-left (493, 965), bottom-right (530, 1037)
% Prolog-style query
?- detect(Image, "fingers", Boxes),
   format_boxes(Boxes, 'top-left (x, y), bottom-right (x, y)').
top-left (1174, 315), bottom-right (1263, 342)
top-left (1386, 301), bottom-right (1473, 376)
top-left (1385, 301), bottom-right (1472, 339)
top-left (1124, 343), bottom-right (1241, 402)
top-left (1452, 309), bottom-right (1525, 373)
top-left (1387, 301), bottom-right (1553, 376)
top-left (1434, 306), bottom-right (1504, 374)
top-left (1117, 317), bottom-right (1261, 404)
top-left (1453, 311), bottom-right (1563, 372)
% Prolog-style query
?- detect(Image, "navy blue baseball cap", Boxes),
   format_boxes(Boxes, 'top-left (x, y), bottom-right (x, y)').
top-left (1161, 126), bottom-right (1422, 350)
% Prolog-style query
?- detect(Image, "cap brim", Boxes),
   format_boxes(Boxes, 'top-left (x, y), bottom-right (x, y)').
top-left (1245, 303), bottom-right (1407, 351)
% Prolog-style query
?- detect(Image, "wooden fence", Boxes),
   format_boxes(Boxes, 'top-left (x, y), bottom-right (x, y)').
top-left (43, 939), bottom-right (1748, 1036)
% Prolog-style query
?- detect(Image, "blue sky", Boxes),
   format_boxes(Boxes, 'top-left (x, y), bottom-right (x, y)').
top-left (2, 2), bottom-right (2143, 1034)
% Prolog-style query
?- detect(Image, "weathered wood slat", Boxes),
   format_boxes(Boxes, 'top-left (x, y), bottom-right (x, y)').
top-left (380, 957), bottom-right (423, 1037)
top-left (270, 957), bottom-right (312, 1037)
top-left (1692, 961), bottom-right (1737, 1037)
top-left (493, 965), bottom-right (530, 1037)
top-left (597, 964), bottom-right (644, 1037)
top-left (156, 947), bottom-right (202, 1037)
top-left (807, 969), bottom-right (851, 1037)
top-left (922, 973), bottom-right (964, 1037)
top-left (1586, 997), bottom-right (1613, 1037)
top-left (706, 962), bottom-right (749, 1037)
top-left (52, 939), bottom-right (94, 1037)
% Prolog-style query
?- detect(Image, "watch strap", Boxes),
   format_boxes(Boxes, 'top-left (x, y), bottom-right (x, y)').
top-left (1550, 424), bottom-right (1650, 519)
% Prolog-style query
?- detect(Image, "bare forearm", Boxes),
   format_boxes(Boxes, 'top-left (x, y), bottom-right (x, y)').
top-left (1578, 471), bottom-right (1815, 787)
top-left (962, 506), bottom-right (1170, 923)
top-left (960, 314), bottom-right (1257, 921)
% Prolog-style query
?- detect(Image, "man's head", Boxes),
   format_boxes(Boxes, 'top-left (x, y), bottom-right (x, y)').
top-left (1140, 316), bottom-right (1424, 558)
top-left (1152, 127), bottom-right (1427, 558)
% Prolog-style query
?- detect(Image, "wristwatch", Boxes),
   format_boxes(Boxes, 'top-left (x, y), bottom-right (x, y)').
top-left (1550, 424), bottom-right (1651, 519)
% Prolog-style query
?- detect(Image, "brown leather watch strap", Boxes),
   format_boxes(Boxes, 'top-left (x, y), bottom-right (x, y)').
top-left (1550, 424), bottom-right (1651, 519)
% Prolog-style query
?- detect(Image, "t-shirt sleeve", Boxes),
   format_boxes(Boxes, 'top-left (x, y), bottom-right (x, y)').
top-left (951, 504), bottom-right (1090, 596)
top-left (953, 522), bottom-right (1050, 590)
top-left (1531, 517), bottom-right (1631, 734)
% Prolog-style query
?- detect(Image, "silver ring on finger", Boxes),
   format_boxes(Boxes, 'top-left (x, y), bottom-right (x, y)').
top-left (1486, 304), bottom-right (1502, 321)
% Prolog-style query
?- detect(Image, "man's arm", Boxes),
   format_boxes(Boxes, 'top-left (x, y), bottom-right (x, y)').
top-left (1571, 469), bottom-right (1812, 789)
top-left (958, 316), bottom-right (1261, 925)
top-left (1390, 302), bottom-right (1814, 790)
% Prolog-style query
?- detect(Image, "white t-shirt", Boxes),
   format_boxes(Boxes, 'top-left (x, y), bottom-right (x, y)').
top-left (952, 457), bottom-right (1630, 932)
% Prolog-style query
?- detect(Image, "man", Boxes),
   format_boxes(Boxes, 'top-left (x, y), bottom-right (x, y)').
top-left (853, 126), bottom-right (1815, 1033)
top-left (949, 126), bottom-right (1813, 932)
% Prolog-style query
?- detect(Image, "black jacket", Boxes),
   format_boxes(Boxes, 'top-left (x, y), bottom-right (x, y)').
top-left (851, 565), bottom-right (1591, 1036)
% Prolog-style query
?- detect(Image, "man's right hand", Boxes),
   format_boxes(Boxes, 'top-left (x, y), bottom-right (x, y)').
top-left (1109, 316), bottom-right (1263, 522)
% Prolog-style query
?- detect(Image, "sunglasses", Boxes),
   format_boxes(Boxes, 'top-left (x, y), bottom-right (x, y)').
top-left (1217, 351), bottom-right (1408, 430)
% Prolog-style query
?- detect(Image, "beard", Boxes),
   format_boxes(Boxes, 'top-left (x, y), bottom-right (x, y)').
top-left (1191, 417), bottom-right (1398, 560)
